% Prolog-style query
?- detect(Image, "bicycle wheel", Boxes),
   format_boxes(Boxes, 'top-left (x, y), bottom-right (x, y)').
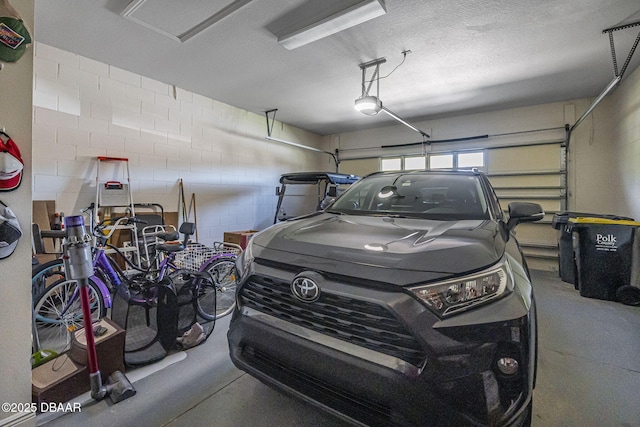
top-left (32, 259), bottom-right (65, 301)
top-left (194, 272), bottom-right (216, 322)
top-left (32, 263), bottom-right (106, 355)
top-left (200, 257), bottom-right (237, 320)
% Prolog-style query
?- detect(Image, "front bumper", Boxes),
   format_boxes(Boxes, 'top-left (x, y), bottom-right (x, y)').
top-left (227, 264), bottom-right (535, 426)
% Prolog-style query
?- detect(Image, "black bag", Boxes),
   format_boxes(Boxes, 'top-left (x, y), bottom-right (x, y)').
top-left (111, 277), bottom-right (179, 366)
top-left (156, 278), bottom-right (179, 350)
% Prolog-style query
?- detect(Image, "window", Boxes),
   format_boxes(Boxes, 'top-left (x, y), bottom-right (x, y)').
top-left (458, 152), bottom-right (484, 168)
top-left (381, 158), bottom-right (402, 171)
top-left (379, 151), bottom-right (485, 171)
top-left (404, 156), bottom-right (426, 170)
top-left (429, 154), bottom-right (453, 169)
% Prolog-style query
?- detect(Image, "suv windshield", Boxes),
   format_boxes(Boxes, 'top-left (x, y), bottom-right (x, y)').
top-left (329, 172), bottom-right (490, 220)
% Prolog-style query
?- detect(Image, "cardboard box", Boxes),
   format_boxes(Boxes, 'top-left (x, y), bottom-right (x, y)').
top-left (224, 230), bottom-right (258, 249)
top-left (33, 253), bottom-right (59, 265)
top-left (164, 212), bottom-right (179, 230)
top-left (32, 354), bottom-right (89, 406)
top-left (32, 318), bottom-right (128, 406)
top-left (69, 318), bottom-right (126, 379)
top-left (32, 200), bottom-right (58, 253)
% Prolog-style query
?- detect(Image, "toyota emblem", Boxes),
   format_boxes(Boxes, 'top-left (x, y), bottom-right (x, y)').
top-left (291, 276), bottom-right (320, 302)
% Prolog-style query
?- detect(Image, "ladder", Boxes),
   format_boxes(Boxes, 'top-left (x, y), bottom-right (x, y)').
top-left (95, 156), bottom-right (140, 267)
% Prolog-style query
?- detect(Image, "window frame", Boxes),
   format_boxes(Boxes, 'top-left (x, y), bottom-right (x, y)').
top-left (379, 150), bottom-right (486, 172)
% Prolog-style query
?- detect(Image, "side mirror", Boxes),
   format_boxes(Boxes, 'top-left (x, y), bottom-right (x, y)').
top-left (320, 197), bottom-right (336, 209)
top-left (327, 185), bottom-right (338, 198)
top-left (506, 202), bottom-right (545, 231)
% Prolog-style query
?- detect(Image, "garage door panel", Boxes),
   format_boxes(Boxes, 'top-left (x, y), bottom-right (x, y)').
top-left (339, 159), bottom-right (378, 177)
top-left (488, 145), bottom-right (562, 172)
top-left (496, 188), bottom-right (564, 198)
top-left (513, 223), bottom-right (557, 245)
top-left (490, 175), bottom-right (562, 188)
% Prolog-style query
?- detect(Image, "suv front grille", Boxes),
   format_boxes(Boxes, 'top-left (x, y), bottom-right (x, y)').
top-left (240, 275), bottom-right (426, 367)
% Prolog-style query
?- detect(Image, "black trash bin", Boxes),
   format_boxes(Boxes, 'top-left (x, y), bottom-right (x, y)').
top-left (570, 217), bottom-right (640, 301)
top-left (552, 212), bottom-right (634, 286)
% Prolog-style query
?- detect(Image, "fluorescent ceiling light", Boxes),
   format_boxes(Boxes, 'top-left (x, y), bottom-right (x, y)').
top-left (278, 0), bottom-right (387, 50)
top-left (121, 0), bottom-right (253, 43)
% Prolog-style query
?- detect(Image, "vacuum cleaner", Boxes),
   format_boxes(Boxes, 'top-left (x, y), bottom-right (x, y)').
top-left (62, 215), bottom-right (136, 403)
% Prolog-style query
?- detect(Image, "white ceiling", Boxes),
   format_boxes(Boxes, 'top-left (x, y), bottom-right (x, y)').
top-left (34, 0), bottom-right (640, 136)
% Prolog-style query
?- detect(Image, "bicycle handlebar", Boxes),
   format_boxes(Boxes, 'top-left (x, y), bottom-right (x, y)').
top-left (80, 202), bottom-right (95, 214)
top-left (72, 204), bottom-right (157, 274)
top-left (79, 203), bottom-right (147, 243)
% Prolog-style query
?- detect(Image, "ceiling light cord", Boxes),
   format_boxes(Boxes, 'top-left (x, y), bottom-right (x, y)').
top-left (364, 50), bottom-right (411, 86)
top-left (364, 50), bottom-right (411, 85)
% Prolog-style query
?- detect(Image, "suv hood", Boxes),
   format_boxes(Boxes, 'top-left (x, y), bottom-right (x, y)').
top-left (253, 213), bottom-right (505, 283)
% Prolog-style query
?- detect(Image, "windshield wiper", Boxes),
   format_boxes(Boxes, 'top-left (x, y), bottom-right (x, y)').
top-left (376, 213), bottom-right (409, 218)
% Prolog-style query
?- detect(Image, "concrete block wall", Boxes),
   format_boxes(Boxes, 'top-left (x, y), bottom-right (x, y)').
top-left (32, 42), bottom-right (331, 244)
top-left (587, 64), bottom-right (640, 220)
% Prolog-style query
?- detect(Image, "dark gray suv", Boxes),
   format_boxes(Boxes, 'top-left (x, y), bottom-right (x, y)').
top-left (228, 169), bottom-right (544, 426)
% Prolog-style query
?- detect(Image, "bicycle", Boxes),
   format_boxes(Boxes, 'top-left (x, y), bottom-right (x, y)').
top-left (32, 205), bottom-right (241, 357)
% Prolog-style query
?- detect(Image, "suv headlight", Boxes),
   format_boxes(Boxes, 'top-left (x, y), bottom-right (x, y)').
top-left (408, 258), bottom-right (513, 317)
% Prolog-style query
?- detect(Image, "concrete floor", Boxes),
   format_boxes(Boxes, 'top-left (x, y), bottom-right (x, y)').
top-left (37, 270), bottom-right (640, 427)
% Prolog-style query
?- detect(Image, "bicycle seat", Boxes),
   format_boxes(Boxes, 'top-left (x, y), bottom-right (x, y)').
top-left (156, 242), bottom-right (184, 253)
top-left (179, 222), bottom-right (196, 247)
top-left (155, 230), bottom-right (180, 241)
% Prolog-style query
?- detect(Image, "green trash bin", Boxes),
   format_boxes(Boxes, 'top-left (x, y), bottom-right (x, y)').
top-left (570, 217), bottom-right (640, 301)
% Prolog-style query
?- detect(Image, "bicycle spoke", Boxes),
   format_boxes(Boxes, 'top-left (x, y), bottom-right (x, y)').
top-left (33, 267), bottom-right (105, 355)
top-left (200, 258), bottom-right (237, 320)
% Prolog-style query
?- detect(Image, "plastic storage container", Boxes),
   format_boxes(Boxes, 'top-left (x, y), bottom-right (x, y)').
top-left (570, 217), bottom-right (640, 301)
top-left (552, 212), bottom-right (634, 286)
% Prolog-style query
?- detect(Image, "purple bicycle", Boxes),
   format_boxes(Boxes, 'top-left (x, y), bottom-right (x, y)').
top-left (31, 205), bottom-right (240, 356)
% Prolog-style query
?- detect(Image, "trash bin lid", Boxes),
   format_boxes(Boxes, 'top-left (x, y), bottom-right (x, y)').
top-left (552, 212), bottom-right (635, 229)
top-left (569, 217), bottom-right (640, 226)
